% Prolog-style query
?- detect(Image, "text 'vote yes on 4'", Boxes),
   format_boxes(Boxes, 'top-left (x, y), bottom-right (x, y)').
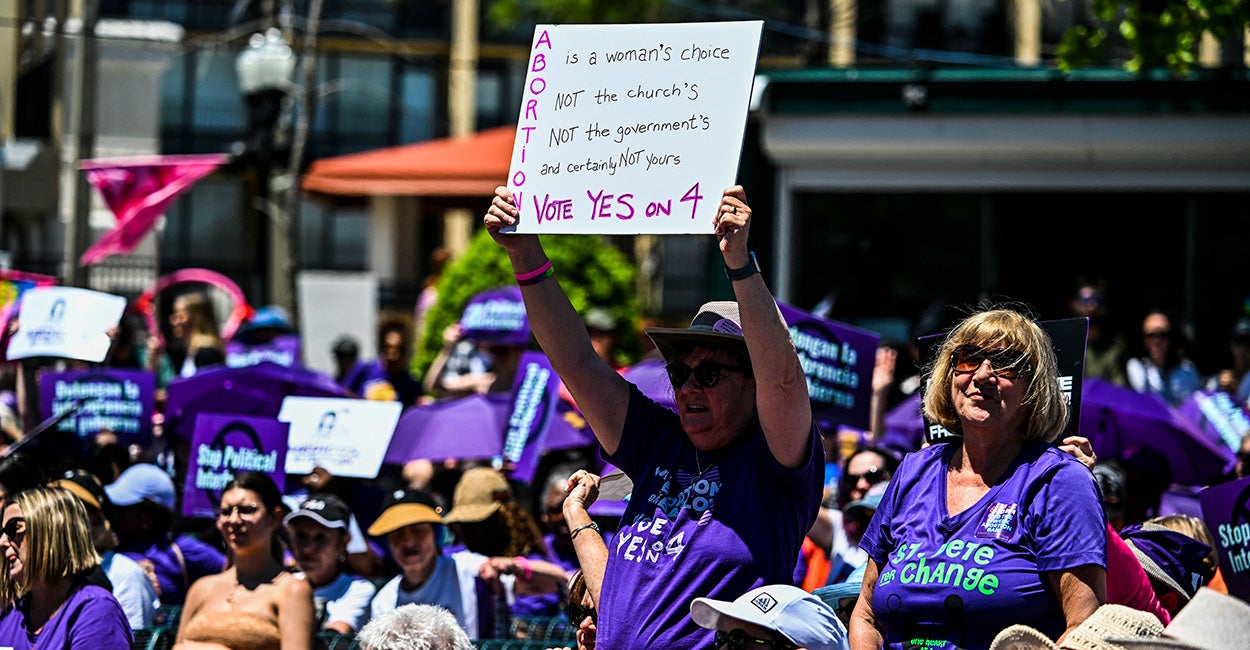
top-left (523, 183), bottom-right (705, 225)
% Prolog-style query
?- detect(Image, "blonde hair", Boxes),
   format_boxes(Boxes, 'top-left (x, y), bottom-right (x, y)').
top-left (1149, 514), bottom-right (1218, 581)
top-left (923, 308), bottom-right (1069, 443)
top-left (0, 487), bottom-right (101, 601)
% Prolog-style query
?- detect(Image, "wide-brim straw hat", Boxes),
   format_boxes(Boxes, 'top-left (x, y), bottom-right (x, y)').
top-left (989, 604), bottom-right (1163, 650)
top-left (644, 301), bottom-right (748, 365)
top-left (1112, 588), bottom-right (1250, 650)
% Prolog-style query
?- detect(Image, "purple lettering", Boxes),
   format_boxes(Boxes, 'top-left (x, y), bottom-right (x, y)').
top-left (531, 52), bottom-right (547, 73)
top-left (525, 99), bottom-right (538, 121)
top-left (529, 77), bottom-right (547, 95)
top-left (680, 182), bottom-right (704, 219)
top-left (535, 30), bottom-right (553, 50)
top-left (646, 199), bottom-right (672, 218)
top-left (617, 193), bottom-right (635, 219)
top-left (520, 126), bottom-right (535, 143)
top-left (513, 170), bottom-right (526, 186)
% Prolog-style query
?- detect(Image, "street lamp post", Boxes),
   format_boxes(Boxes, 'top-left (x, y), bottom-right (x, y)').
top-left (235, 28), bottom-right (294, 306)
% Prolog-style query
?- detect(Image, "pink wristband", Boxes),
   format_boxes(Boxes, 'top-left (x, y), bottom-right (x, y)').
top-left (512, 556), bottom-right (533, 580)
top-left (515, 260), bottom-right (552, 282)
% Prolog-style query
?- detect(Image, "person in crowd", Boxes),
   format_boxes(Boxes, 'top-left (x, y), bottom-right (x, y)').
top-left (356, 603), bottom-right (473, 650)
top-left (1092, 461), bottom-right (1128, 532)
top-left (564, 569), bottom-right (597, 650)
top-left (1120, 520), bottom-right (1214, 617)
top-left (51, 469), bottom-right (159, 631)
top-left (1068, 280), bottom-right (1129, 386)
top-left (0, 486), bottom-right (133, 648)
top-left (534, 462), bottom-right (587, 577)
top-left (559, 468), bottom-right (610, 650)
top-left (0, 453), bottom-right (45, 508)
top-left (331, 335), bottom-right (363, 389)
top-left (422, 323), bottom-right (495, 399)
top-left (815, 564), bottom-right (867, 631)
top-left (442, 467), bottom-right (568, 618)
top-left (807, 446), bottom-right (899, 587)
top-left (346, 319), bottom-right (423, 406)
top-left (1126, 310), bottom-right (1202, 406)
top-left (850, 307), bottom-right (1107, 648)
top-left (485, 184), bottom-right (823, 647)
top-left (583, 307), bottom-right (623, 369)
top-left (691, 584), bottom-right (848, 650)
top-left (367, 488), bottom-right (491, 638)
top-left (1148, 515), bottom-right (1219, 589)
top-left (1212, 317), bottom-right (1250, 404)
top-left (1236, 430), bottom-right (1250, 479)
top-left (284, 493), bottom-right (376, 634)
top-left (147, 291), bottom-right (224, 382)
top-left (106, 462), bottom-right (226, 605)
top-left (174, 472), bottom-right (315, 650)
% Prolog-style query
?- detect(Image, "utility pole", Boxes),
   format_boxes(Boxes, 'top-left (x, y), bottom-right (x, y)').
top-left (59, 0), bottom-right (98, 286)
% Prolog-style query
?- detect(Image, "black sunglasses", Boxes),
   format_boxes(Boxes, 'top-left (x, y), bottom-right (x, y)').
top-left (845, 467), bottom-right (890, 486)
top-left (666, 362), bottom-right (743, 389)
top-left (1, 517), bottom-right (25, 542)
top-left (951, 345), bottom-right (1032, 379)
top-left (216, 504), bottom-right (262, 519)
top-left (715, 629), bottom-right (797, 650)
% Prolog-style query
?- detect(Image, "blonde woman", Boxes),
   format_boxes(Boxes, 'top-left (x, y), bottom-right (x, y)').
top-left (0, 487), bottom-right (132, 648)
top-left (174, 473), bottom-right (314, 650)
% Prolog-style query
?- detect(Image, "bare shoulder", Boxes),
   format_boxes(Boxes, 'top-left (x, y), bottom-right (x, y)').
top-left (277, 571), bottom-right (313, 598)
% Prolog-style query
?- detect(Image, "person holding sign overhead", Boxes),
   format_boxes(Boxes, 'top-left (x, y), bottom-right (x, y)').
top-left (484, 184), bottom-right (823, 648)
top-left (849, 308), bottom-right (1107, 649)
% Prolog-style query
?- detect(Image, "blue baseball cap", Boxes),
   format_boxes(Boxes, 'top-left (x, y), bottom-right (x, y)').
top-left (105, 463), bottom-right (176, 511)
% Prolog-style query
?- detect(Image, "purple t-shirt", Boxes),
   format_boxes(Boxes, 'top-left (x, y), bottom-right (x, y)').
top-left (860, 442), bottom-right (1107, 650)
top-left (0, 584), bottom-right (132, 649)
top-left (598, 385), bottom-right (823, 648)
top-left (120, 534), bottom-right (226, 605)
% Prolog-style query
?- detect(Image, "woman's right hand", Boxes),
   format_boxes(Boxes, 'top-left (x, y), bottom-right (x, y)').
top-left (564, 470), bottom-right (601, 513)
top-left (485, 186), bottom-right (538, 254)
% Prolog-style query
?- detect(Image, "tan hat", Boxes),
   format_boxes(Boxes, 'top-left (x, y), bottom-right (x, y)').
top-left (441, 467), bottom-right (512, 524)
top-left (1113, 588), bottom-right (1250, 650)
top-left (644, 301), bottom-right (749, 365)
top-left (989, 604), bottom-right (1163, 650)
top-left (366, 488), bottom-right (444, 537)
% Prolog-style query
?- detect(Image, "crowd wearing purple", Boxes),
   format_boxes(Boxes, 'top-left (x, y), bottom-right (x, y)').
top-left (0, 185), bottom-right (1248, 650)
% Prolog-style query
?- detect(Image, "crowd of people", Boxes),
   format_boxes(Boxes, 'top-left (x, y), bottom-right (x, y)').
top-left (0, 183), bottom-right (1246, 650)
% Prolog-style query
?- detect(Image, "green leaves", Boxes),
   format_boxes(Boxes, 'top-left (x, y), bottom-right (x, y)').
top-left (1059, 0), bottom-right (1249, 74)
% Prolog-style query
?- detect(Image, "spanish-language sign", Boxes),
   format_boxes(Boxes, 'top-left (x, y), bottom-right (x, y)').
top-left (39, 369), bottom-right (155, 447)
top-left (920, 317), bottom-right (1087, 444)
top-left (6, 286), bottom-right (126, 362)
top-left (504, 351), bottom-right (560, 482)
top-left (225, 334), bottom-right (302, 369)
top-left (504, 21), bottom-right (763, 235)
top-left (1199, 476), bottom-right (1250, 601)
top-left (278, 396), bottom-right (402, 479)
top-left (777, 302), bottom-right (879, 432)
top-left (184, 414), bottom-right (288, 519)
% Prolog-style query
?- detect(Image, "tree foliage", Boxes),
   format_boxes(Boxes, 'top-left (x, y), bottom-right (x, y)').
top-left (487, 0), bottom-right (674, 30)
top-left (1059, 0), bottom-right (1250, 73)
top-left (412, 228), bottom-right (642, 377)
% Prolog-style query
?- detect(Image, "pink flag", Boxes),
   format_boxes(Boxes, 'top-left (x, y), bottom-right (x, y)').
top-left (79, 154), bottom-right (229, 266)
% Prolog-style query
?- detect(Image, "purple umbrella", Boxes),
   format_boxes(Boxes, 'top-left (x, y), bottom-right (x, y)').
top-left (164, 362), bottom-right (351, 438)
top-left (1079, 379), bottom-right (1235, 486)
top-left (1176, 388), bottom-right (1250, 454)
top-left (623, 356), bottom-right (675, 411)
top-left (882, 392), bottom-right (925, 453)
top-left (384, 393), bottom-right (510, 464)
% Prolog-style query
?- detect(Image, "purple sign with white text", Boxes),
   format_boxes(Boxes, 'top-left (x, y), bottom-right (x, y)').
top-left (225, 334), bottom-right (302, 368)
top-left (1199, 476), bottom-right (1250, 602)
top-left (777, 302), bottom-right (879, 432)
top-left (38, 369), bottom-right (155, 447)
top-left (504, 351), bottom-right (559, 482)
top-left (461, 285), bottom-right (531, 347)
top-left (183, 414), bottom-right (289, 519)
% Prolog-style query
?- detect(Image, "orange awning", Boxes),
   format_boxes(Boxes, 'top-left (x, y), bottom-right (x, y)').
top-left (301, 126), bottom-right (515, 197)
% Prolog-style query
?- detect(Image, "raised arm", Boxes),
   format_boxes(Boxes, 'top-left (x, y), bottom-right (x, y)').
top-left (717, 186), bottom-right (812, 468)
top-left (485, 187), bottom-right (632, 455)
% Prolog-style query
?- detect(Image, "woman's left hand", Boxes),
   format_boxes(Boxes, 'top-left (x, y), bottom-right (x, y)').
top-left (713, 186), bottom-right (752, 266)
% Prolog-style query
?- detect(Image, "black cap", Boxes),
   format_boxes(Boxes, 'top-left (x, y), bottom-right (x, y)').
top-left (51, 469), bottom-right (110, 513)
top-left (332, 336), bottom-right (360, 357)
top-left (283, 493), bottom-right (352, 529)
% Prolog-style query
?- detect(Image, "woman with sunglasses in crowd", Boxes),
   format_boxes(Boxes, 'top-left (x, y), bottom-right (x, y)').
top-left (849, 308), bottom-right (1107, 649)
top-left (485, 185), bottom-right (822, 648)
top-left (0, 486), bottom-right (133, 648)
top-left (174, 473), bottom-right (314, 650)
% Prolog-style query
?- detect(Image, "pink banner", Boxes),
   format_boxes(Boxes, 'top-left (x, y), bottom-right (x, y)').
top-left (79, 154), bottom-right (229, 266)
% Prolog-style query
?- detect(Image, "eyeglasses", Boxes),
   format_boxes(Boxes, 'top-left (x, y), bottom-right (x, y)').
top-left (951, 345), bottom-right (1032, 379)
top-left (216, 504), bottom-right (262, 519)
top-left (714, 629), bottom-right (797, 649)
top-left (666, 362), bottom-right (743, 389)
top-left (1, 517), bottom-right (26, 542)
top-left (845, 467), bottom-right (890, 486)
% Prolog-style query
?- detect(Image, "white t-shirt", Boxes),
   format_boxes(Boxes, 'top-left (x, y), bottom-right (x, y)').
top-left (315, 572), bottom-right (377, 633)
top-left (369, 552), bottom-right (489, 637)
top-left (102, 550), bottom-right (159, 631)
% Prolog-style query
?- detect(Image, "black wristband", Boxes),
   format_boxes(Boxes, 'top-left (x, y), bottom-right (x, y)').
top-left (725, 251), bottom-right (760, 282)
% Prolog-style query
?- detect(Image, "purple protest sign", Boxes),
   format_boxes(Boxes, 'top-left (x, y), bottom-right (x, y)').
top-left (1179, 389), bottom-right (1250, 454)
top-left (777, 301), bottom-right (879, 432)
top-left (1199, 476), bottom-right (1250, 602)
top-left (919, 317), bottom-right (1087, 445)
top-left (460, 285), bottom-right (531, 347)
top-left (225, 333), bottom-right (302, 368)
top-left (38, 369), bottom-right (155, 447)
top-left (504, 351), bottom-right (560, 482)
top-left (183, 414), bottom-right (288, 519)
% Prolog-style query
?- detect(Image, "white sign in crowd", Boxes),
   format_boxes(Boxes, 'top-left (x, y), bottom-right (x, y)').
top-left (505, 21), bottom-right (763, 235)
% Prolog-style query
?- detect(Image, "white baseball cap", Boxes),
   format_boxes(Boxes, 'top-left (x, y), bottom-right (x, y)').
top-left (691, 584), bottom-right (848, 650)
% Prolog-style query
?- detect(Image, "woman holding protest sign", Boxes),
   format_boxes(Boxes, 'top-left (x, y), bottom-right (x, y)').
top-left (483, 185), bottom-right (822, 647)
top-left (174, 472), bottom-right (314, 650)
top-left (848, 307), bottom-right (1107, 649)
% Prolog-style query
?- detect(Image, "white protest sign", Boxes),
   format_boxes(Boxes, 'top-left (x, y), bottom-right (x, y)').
top-left (278, 396), bottom-right (402, 479)
top-left (506, 21), bottom-right (763, 235)
top-left (6, 287), bottom-right (126, 362)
